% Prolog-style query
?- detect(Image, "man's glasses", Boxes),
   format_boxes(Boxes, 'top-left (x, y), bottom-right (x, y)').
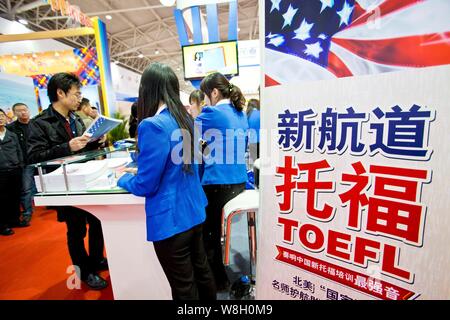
top-left (70, 92), bottom-right (82, 99)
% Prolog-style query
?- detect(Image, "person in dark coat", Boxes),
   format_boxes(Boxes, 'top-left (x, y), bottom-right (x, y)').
top-left (27, 73), bottom-right (108, 290)
top-left (0, 108), bottom-right (24, 235)
top-left (7, 103), bottom-right (36, 224)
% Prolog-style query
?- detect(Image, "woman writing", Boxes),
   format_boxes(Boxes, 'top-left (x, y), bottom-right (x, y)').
top-left (196, 73), bottom-right (249, 290)
top-left (118, 63), bottom-right (216, 300)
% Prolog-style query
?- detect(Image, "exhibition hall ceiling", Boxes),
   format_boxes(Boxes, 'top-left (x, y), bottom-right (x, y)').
top-left (0, 0), bottom-right (259, 92)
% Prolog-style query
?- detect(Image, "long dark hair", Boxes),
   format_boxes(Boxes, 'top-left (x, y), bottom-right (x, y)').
top-left (246, 99), bottom-right (260, 116)
top-left (138, 62), bottom-right (194, 172)
top-left (200, 72), bottom-right (245, 111)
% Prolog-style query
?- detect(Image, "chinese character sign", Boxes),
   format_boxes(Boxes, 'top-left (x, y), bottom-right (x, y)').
top-left (256, 66), bottom-right (450, 300)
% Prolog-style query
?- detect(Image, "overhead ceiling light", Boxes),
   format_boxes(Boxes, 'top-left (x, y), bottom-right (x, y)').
top-left (160, 0), bottom-right (176, 6)
top-left (114, 60), bottom-right (119, 65)
top-left (32, 53), bottom-right (37, 58)
top-left (237, 27), bottom-right (241, 32)
top-left (12, 55), bottom-right (17, 59)
top-left (54, 51), bottom-right (60, 57)
top-left (18, 19), bottom-right (28, 25)
top-left (154, 49), bottom-right (159, 55)
top-left (105, 15), bottom-right (112, 20)
top-left (188, 38), bottom-right (193, 43)
top-left (138, 53), bottom-right (144, 58)
top-left (176, 67), bottom-right (180, 71)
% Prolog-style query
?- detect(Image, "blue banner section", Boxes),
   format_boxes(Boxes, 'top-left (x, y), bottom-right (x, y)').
top-left (228, 0), bottom-right (238, 40)
top-left (191, 6), bottom-right (203, 44)
top-left (97, 19), bottom-right (116, 115)
top-left (190, 79), bottom-right (201, 89)
top-left (174, 8), bottom-right (189, 46)
top-left (206, 3), bottom-right (220, 42)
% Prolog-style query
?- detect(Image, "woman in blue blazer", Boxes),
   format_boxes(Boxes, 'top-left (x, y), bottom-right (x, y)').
top-left (247, 98), bottom-right (260, 163)
top-left (195, 72), bottom-right (249, 290)
top-left (118, 63), bottom-right (216, 300)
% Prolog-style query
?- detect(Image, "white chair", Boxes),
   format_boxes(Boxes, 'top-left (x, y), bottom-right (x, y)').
top-left (221, 190), bottom-right (260, 273)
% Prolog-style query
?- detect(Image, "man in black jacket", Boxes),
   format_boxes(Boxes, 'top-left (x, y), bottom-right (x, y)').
top-left (7, 103), bottom-right (36, 225)
top-left (0, 108), bottom-right (24, 236)
top-left (28, 73), bottom-right (108, 290)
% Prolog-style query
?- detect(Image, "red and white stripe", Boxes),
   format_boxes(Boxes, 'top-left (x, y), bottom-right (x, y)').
top-left (265, 0), bottom-right (450, 87)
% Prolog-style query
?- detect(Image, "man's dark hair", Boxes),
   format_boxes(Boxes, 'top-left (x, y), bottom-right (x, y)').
top-left (80, 98), bottom-right (90, 106)
top-left (47, 73), bottom-right (81, 103)
top-left (0, 108), bottom-right (6, 116)
top-left (12, 103), bottom-right (28, 111)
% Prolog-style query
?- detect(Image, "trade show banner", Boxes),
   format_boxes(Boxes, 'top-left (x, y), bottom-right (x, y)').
top-left (257, 0), bottom-right (450, 300)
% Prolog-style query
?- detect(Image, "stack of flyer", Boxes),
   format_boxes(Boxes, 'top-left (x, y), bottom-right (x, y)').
top-left (34, 157), bottom-right (132, 193)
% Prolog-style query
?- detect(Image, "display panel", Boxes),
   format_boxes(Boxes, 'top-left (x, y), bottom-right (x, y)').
top-left (182, 40), bottom-right (239, 80)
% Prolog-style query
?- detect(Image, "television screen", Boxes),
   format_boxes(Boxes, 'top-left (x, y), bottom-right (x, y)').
top-left (182, 40), bottom-right (239, 80)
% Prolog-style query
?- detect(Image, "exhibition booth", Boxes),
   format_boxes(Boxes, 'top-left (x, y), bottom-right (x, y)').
top-left (1, 0), bottom-right (449, 302)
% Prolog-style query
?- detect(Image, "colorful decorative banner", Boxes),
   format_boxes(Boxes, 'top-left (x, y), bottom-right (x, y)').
top-left (30, 47), bottom-right (100, 89)
top-left (0, 47), bottom-right (100, 84)
top-left (0, 50), bottom-right (78, 76)
top-left (44, 0), bottom-right (93, 28)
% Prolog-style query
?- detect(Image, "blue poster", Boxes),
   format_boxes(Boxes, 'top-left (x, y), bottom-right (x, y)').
top-left (0, 72), bottom-right (38, 117)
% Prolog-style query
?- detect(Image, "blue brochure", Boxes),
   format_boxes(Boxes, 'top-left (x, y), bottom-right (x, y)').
top-left (84, 115), bottom-right (123, 141)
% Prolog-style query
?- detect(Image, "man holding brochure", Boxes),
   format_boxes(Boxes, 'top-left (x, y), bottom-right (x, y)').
top-left (28, 73), bottom-right (111, 290)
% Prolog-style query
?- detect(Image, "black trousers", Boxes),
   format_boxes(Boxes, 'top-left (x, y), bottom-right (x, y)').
top-left (248, 142), bottom-right (260, 164)
top-left (202, 183), bottom-right (246, 287)
top-left (0, 168), bottom-right (22, 230)
top-left (153, 224), bottom-right (216, 300)
top-left (59, 206), bottom-right (105, 279)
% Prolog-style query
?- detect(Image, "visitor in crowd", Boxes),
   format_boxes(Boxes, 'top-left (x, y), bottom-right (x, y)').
top-left (118, 62), bottom-right (216, 300)
top-left (75, 98), bottom-right (95, 129)
top-left (128, 101), bottom-right (138, 138)
top-left (0, 108), bottom-right (24, 236)
top-left (27, 73), bottom-right (108, 290)
top-left (90, 106), bottom-right (99, 119)
top-left (7, 103), bottom-right (36, 225)
top-left (188, 89), bottom-right (205, 119)
top-left (196, 72), bottom-right (249, 291)
top-left (246, 98), bottom-right (260, 163)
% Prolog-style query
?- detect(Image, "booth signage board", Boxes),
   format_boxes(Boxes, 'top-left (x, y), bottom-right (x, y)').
top-left (257, 66), bottom-right (450, 300)
top-left (257, 1), bottom-right (450, 300)
top-left (0, 50), bottom-right (77, 76)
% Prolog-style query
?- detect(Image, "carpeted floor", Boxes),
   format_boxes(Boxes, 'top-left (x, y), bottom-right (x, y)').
top-left (0, 207), bottom-right (113, 300)
top-left (0, 206), bottom-right (254, 300)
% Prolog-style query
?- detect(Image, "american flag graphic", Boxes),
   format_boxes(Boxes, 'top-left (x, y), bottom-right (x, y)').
top-left (265, 0), bottom-right (450, 86)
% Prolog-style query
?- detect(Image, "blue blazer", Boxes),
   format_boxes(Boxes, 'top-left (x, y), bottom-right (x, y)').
top-left (195, 102), bottom-right (249, 185)
top-left (248, 109), bottom-right (260, 144)
top-left (118, 109), bottom-right (207, 242)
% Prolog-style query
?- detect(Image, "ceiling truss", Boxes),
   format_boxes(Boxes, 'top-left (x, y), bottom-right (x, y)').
top-left (0, 0), bottom-right (259, 92)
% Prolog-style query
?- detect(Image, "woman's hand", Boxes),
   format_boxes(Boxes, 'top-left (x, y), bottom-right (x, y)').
top-left (123, 167), bottom-right (138, 175)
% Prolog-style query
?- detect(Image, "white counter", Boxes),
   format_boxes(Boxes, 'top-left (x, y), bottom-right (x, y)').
top-left (35, 193), bottom-right (171, 300)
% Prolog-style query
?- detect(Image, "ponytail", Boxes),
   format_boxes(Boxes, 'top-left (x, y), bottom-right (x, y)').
top-left (228, 83), bottom-right (246, 111)
top-left (200, 72), bottom-right (246, 112)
